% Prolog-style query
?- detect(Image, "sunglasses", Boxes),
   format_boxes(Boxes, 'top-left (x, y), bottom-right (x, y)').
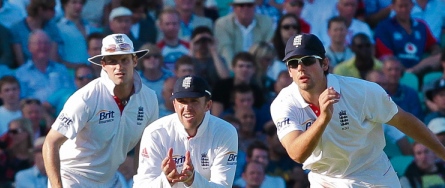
top-left (281, 24), bottom-right (299, 30)
top-left (289, 1), bottom-right (304, 7)
top-left (286, 55), bottom-right (322, 68)
top-left (8, 128), bottom-right (24, 135)
top-left (354, 43), bottom-right (371, 49)
top-left (76, 74), bottom-right (94, 81)
top-left (235, 3), bottom-right (254, 7)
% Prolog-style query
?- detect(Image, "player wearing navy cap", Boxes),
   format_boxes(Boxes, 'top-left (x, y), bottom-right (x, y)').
top-left (134, 75), bottom-right (238, 187)
top-left (43, 34), bottom-right (159, 187)
top-left (270, 33), bottom-right (445, 187)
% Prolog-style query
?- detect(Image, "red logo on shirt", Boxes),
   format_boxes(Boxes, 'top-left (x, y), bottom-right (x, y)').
top-left (141, 148), bottom-right (149, 158)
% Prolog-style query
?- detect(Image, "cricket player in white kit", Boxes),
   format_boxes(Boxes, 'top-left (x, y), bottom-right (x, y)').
top-left (270, 33), bottom-right (445, 187)
top-left (133, 75), bottom-right (238, 187)
top-left (42, 34), bottom-right (159, 187)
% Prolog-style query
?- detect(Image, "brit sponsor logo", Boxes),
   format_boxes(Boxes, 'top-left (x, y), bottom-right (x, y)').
top-left (226, 152), bottom-right (237, 165)
top-left (97, 110), bottom-right (115, 124)
top-left (275, 117), bottom-right (290, 131)
top-left (58, 113), bottom-right (73, 127)
top-left (173, 155), bottom-right (185, 168)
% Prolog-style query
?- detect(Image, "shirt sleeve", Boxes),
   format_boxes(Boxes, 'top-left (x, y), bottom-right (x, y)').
top-left (51, 93), bottom-right (89, 139)
top-left (189, 124), bottom-right (238, 187)
top-left (374, 21), bottom-right (394, 58)
top-left (363, 82), bottom-right (399, 124)
top-left (133, 126), bottom-right (172, 187)
top-left (270, 92), bottom-right (308, 140)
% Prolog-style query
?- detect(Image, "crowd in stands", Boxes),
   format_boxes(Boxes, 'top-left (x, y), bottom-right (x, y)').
top-left (2, 0), bottom-right (445, 187)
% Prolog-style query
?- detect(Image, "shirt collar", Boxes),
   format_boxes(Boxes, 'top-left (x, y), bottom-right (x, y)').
top-left (293, 74), bottom-right (341, 107)
top-left (234, 17), bottom-right (257, 31)
top-left (100, 68), bottom-right (143, 95)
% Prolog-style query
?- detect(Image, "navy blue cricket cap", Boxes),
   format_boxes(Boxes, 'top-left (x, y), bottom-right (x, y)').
top-left (171, 75), bottom-right (212, 100)
top-left (282, 33), bottom-right (326, 62)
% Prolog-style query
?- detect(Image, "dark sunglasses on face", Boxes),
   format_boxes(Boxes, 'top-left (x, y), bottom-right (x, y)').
top-left (8, 128), bottom-right (24, 135)
top-left (286, 55), bottom-right (322, 68)
top-left (289, 1), bottom-right (304, 7)
top-left (196, 37), bottom-right (212, 44)
top-left (281, 24), bottom-right (299, 30)
top-left (235, 3), bottom-right (254, 7)
top-left (76, 74), bottom-right (94, 81)
top-left (354, 43), bottom-right (371, 49)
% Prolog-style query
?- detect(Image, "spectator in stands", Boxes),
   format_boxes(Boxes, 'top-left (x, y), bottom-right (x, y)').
top-left (86, 32), bottom-right (105, 76)
top-left (20, 99), bottom-right (52, 140)
top-left (14, 136), bottom-right (47, 188)
top-left (214, 0), bottom-right (274, 67)
top-left (0, 24), bottom-right (14, 69)
top-left (424, 78), bottom-right (445, 124)
top-left (174, 0), bottom-right (213, 41)
top-left (121, 0), bottom-right (158, 45)
top-left (381, 56), bottom-right (423, 119)
top-left (15, 30), bottom-right (74, 102)
top-left (11, 0), bottom-right (62, 66)
top-left (211, 52), bottom-right (265, 116)
top-left (156, 8), bottom-right (190, 71)
top-left (45, 64), bottom-right (96, 116)
top-left (241, 161), bottom-right (266, 188)
top-left (0, 118), bottom-right (34, 187)
top-left (0, 76), bottom-right (22, 136)
top-left (189, 26), bottom-right (229, 88)
top-left (272, 13), bottom-right (301, 61)
top-left (0, 0), bottom-right (26, 29)
top-left (234, 107), bottom-right (262, 153)
top-left (272, 70), bottom-right (292, 98)
top-left (138, 43), bottom-right (173, 114)
top-left (399, 142), bottom-right (445, 187)
top-left (57, 0), bottom-right (99, 70)
top-left (263, 121), bottom-right (308, 187)
top-left (363, 0), bottom-right (391, 29)
top-left (104, 7), bottom-right (145, 50)
top-left (325, 16), bottom-right (354, 69)
top-left (159, 76), bottom-right (177, 117)
top-left (235, 141), bottom-right (286, 188)
top-left (428, 117), bottom-right (445, 146)
top-left (300, 0), bottom-right (337, 45)
top-left (193, 0), bottom-right (219, 22)
top-left (173, 55), bottom-right (195, 78)
top-left (319, 0), bottom-right (374, 46)
top-left (334, 33), bottom-right (382, 79)
top-left (411, 0), bottom-right (445, 41)
top-left (281, 0), bottom-right (310, 33)
top-left (248, 42), bottom-right (277, 100)
top-left (374, 0), bottom-right (441, 70)
top-left (80, 0), bottom-right (114, 28)
top-left (254, 0), bottom-right (281, 28)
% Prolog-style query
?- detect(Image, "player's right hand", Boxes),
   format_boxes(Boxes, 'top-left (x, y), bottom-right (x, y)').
top-left (318, 87), bottom-right (340, 122)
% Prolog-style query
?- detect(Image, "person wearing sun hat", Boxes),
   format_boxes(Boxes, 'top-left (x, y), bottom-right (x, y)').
top-left (270, 33), bottom-right (445, 187)
top-left (134, 75), bottom-right (238, 187)
top-left (43, 33), bottom-right (159, 187)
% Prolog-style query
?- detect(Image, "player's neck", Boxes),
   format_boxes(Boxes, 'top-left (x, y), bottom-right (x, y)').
top-left (114, 84), bottom-right (134, 102)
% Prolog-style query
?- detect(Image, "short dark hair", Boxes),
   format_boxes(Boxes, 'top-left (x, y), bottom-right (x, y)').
top-left (327, 16), bottom-right (347, 29)
top-left (0, 75), bottom-right (20, 91)
top-left (60, 0), bottom-right (86, 11)
top-left (230, 84), bottom-right (254, 104)
top-left (121, 0), bottom-right (149, 12)
top-left (191, 26), bottom-right (213, 40)
top-left (27, 0), bottom-right (56, 17)
top-left (231, 52), bottom-right (256, 68)
top-left (86, 32), bottom-right (105, 48)
top-left (246, 140), bottom-right (269, 159)
top-left (174, 55), bottom-right (195, 71)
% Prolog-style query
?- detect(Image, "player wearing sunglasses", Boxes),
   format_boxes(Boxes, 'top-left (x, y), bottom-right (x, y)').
top-left (270, 33), bottom-right (445, 187)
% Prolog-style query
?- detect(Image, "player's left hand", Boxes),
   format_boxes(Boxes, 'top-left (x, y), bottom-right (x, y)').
top-left (171, 151), bottom-right (195, 185)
